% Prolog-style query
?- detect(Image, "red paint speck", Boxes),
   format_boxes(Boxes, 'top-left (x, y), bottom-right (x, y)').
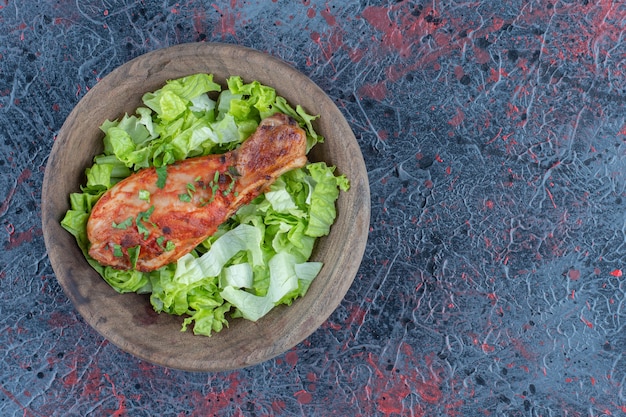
top-left (487, 67), bottom-right (509, 83)
top-left (0, 168), bottom-right (31, 217)
top-left (5, 227), bottom-right (42, 250)
top-left (511, 338), bottom-right (536, 361)
top-left (348, 47), bottom-right (365, 63)
top-left (580, 316), bottom-right (594, 328)
top-left (285, 350), bottom-right (298, 367)
top-left (368, 8), bottom-right (404, 51)
top-left (359, 81), bottom-right (388, 100)
top-left (491, 16), bottom-right (505, 31)
top-left (568, 269), bottom-right (581, 281)
top-left (294, 390), bottom-right (312, 404)
top-left (307, 7), bottom-right (316, 18)
top-left (320, 6), bottom-right (337, 26)
top-left (47, 311), bottom-right (76, 329)
top-left (63, 366), bottom-right (78, 387)
top-left (186, 373), bottom-right (242, 415)
top-left (454, 65), bottom-right (465, 80)
top-left (347, 305), bottom-right (367, 327)
top-left (545, 187), bottom-right (557, 208)
top-left (377, 379), bottom-right (411, 415)
top-left (271, 399), bottom-right (286, 413)
top-left (192, 9), bottom-right (207, 34)
top-left (104, 373), bottom-right (127, 417)
top-left (609, 269), bottom-right (622, 277)
top-left (211, 5), bottom-right (238, 38)
top-left (415, 381), bottom-right (442, 404)
top-left (473, 46), bottom-right (491, 65)
top-left (481, 343), bottom-right (495, 353)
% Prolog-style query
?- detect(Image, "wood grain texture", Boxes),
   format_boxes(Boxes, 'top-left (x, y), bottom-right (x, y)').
top-left (41, 42), bottom-right (370, 372)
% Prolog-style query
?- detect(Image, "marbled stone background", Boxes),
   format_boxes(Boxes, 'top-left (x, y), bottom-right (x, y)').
top-left (1, 1), bottom-right (625, 415)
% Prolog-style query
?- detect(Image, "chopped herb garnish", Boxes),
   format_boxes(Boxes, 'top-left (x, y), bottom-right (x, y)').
top-left (213, 170), bottom-right (220, 183)
top-left (228, 166), bottom-right (240, 177)
top-left (140, 205), bottom-right (155, 218)
top-left (138, 189), bottom-right (150, 201)
top-left (194, 176), bottom-right (202, 182)
top-left (127, 245), bottom-right (140, 269)
top-left (222, 174), bottom-right (236, 196)
top-left (186, 183), bottom-right (196, 200)
top-left (136, 221), bottom-right (150, 239)
top-left (200, 192), bottom-right (218, 206)
top-left (136, 206), bottom-right (155, 239)
top-left (113, 244), bottom-right (123, 257)
top-left (112, 217), bottom-right (133, 230)
top-left (156, 236), bottom-right (175, 252)
top-left (156, 236), bottom-right (167, 250)
top-left (156, 166), bottom-right (167, 188)
top-left (178, 182), bottom-right (198, 201)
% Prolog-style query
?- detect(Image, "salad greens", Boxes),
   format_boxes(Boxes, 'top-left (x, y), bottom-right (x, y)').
top-left (61, 73), bottom-right (349, 336)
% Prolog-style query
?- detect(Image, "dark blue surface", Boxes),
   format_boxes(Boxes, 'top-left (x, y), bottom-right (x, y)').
top-left (1, 1), bottom-right (625, 415)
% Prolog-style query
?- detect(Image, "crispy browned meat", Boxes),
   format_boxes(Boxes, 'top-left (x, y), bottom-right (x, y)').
top-left (87, 113), bottom-right (307, 272)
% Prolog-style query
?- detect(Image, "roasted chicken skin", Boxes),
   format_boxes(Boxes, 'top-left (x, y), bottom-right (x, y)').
top-left (87, 113), bottom-right (308, 272)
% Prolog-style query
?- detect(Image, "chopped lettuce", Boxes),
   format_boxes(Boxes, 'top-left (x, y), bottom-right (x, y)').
top-left (61, 73), bottom-right (349, 336)
top-left (305, 162), bottom-right (350, 237)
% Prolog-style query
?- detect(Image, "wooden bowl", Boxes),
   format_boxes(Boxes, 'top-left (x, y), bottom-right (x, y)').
top-left (42, 43), bottom-right (370, 372)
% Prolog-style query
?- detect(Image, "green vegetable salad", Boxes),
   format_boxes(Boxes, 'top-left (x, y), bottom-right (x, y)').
top-left (61, 73), bottom-right (349, 336)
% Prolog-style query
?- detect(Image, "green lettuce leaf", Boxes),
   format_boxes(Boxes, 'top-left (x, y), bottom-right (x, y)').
top-left (273, 96), bottom-right (324, 152)
top-left (61, 73), bottom-right (349, 336)
top-left (305, 162), bottom-right (350, 237)
top-left (221, 253), bottom-right (323, 321)
top-left (173, 224), bottom-right (264, 286)
top-left (102, 267), bottom-right (150, 294)
top-left (142, 73), bottom-right (221, 118)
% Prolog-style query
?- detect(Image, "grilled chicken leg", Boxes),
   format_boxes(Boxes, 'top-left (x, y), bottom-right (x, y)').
top-left (87, 113), bottom-right (308, 272)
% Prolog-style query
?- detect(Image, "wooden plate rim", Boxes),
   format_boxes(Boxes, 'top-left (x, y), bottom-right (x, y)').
top-left (42, 42), bottom-right (370, 372)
